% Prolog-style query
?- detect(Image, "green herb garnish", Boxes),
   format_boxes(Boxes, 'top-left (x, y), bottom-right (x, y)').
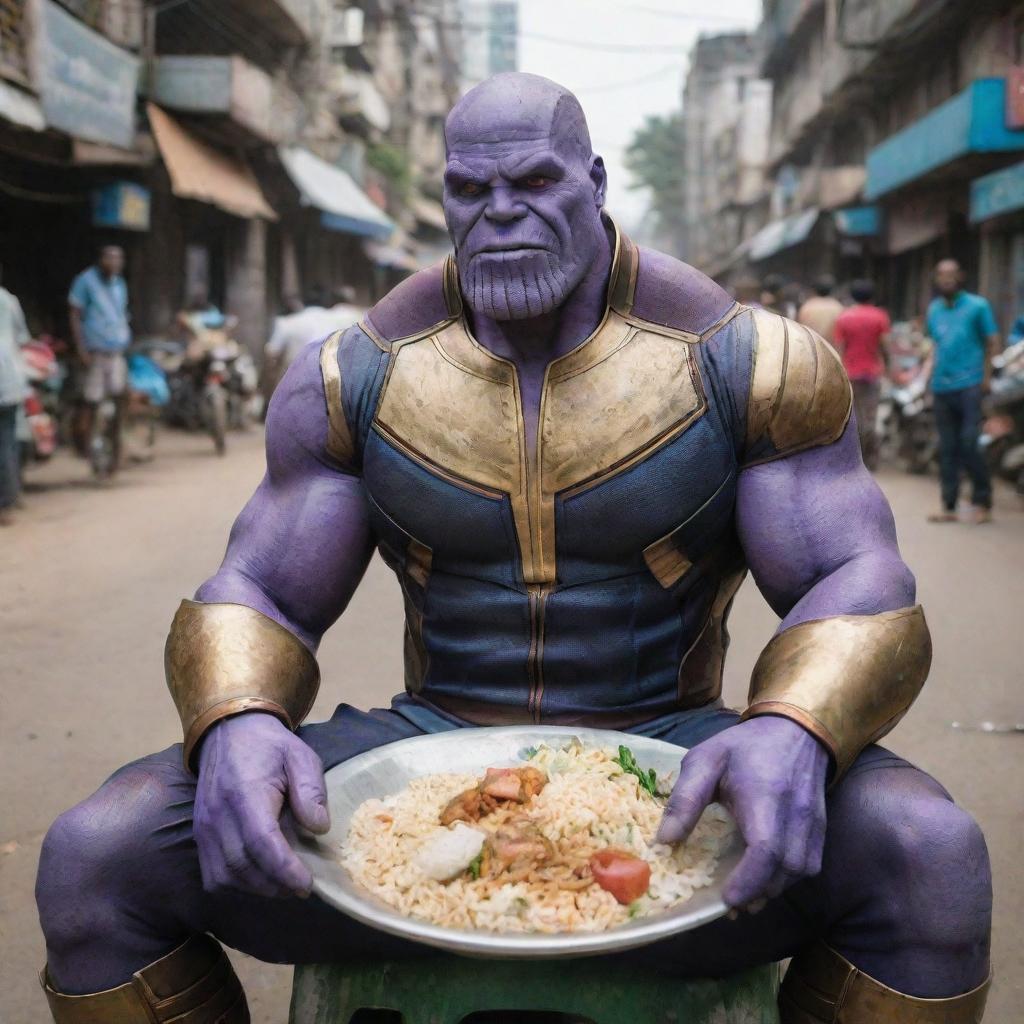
top-left (628, 900), bottom-right (644, 918)
top-left (468, 854), bottom-right (483, 880)
top-left (616, 745), bottom-right (659, 798)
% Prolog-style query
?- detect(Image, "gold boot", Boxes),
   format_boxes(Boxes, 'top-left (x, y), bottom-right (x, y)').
top-left (779, 943), bottom-right (990, 1023)
top-left (41, 934), bottom-right (248, 1023)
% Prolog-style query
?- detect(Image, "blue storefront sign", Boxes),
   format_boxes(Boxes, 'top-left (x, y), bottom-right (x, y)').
top-left (92, 182), bottom-right (151, 231)
top-left (970, 160), bottom-right (1024, 224)
top-left (30, 0), bottom-right (139, 149)
top-left (834, 205), bottom-right (881, 237)
top-left (866, 79), bottom-right (1024, 201)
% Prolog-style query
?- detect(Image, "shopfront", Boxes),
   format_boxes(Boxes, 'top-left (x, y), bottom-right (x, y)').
top-left (972, 159), bottom-right (1024, 334)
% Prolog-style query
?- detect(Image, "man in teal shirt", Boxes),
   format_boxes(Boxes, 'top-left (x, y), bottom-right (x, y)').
top-left (925, 259), bottom-right (1000, 523)
top-left (69, 246), bottom-right (130, 468)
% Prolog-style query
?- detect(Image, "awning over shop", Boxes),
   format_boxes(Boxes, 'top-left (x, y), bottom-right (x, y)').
top-left (834, 205), bottom-right (881, 237)
top-left (278, 146), bottom-right (394, 240)
top-left (147, 103), bottom-right (276, 220)
top-left (747, 207), bottom-right (820, 262)
top-left (866, 78), bottom-right (1024, 201)
top-left (970, 159), bottom-right (1024, 224)
top-left (0, 80), bottom-right (45, 132)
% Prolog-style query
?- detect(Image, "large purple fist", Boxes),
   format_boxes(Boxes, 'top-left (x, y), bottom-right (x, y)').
top-left (194, 712), bottom-right (330, 898)
top-left (657, 717), bottom-right (828, 909)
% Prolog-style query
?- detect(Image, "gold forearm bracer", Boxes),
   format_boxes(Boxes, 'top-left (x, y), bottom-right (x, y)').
top-left (165, 600), bottom-right (320, 771)
top-left (742, 606), bottom-right (931, 779)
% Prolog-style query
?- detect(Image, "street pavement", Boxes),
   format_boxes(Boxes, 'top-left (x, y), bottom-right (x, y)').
top-left (1, 428), bottom-right (1021, 1023)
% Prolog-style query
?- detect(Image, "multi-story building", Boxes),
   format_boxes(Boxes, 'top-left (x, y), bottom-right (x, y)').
top-left (0, 0), bottom-right (463, 356)
top-left (749, 0), bottom-right (1024, 324)
top-left (460, 0), bottom-right (518, 91)
top-left (680, 32), bottom-right (772, 279)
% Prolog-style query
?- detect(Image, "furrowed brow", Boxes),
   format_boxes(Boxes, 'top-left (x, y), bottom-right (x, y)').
top-left (444, 158), bottom-right (489, 186)
top-left (498, 153), bottom-right (567, 182)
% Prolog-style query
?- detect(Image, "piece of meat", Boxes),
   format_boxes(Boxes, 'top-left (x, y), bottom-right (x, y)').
top-left (489, 821), bottom-right (553, 870)
top-left (518, 766), bottom-right (547, 799)
top-left (589, 849), bottom-right (651, 905)
top-left (440, 788), bottom-right (485, 826)
top-left (481, 767), bottom-right (524, 802)
top-left (438, 765), bottom-right (548, 826)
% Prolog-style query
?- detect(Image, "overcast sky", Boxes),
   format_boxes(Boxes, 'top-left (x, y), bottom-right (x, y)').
top-left (516, 0), bottom-right (762, 231)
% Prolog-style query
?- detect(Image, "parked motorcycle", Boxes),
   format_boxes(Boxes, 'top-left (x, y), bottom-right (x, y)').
top-left (878, 323), bottom-right (937, 474)
top-left (160, 313), bottom-right (242, 456)
top-left (981, 338), bottom-right (1024, 495)
top-left (18, 337), bottom-right (62, 465)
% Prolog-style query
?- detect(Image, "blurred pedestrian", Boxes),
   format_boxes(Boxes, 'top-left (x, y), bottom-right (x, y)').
top-left (797, 274), bottom-right (844, 344)
top-left (760, 274), bottom-right (793, 318)
top-left (834, 279), bottom-right (891, 471)
top-left (0, 266), bottom-right (30, 525)
top-left (924, 259), bottom-right (1000, 524)
top-left (69, 245), bottom-right (131, 468)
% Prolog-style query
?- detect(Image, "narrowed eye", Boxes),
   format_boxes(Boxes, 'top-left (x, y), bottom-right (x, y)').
top-left (459, 181), bottom-right (484, 197)
top-left (522, 175), bottom-right (552, 190)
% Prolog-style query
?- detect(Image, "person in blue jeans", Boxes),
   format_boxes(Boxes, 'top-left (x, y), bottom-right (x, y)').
top-left (925, 260), bottom-right (1001, 524)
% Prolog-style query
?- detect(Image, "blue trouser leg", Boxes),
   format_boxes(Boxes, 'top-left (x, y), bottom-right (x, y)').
top-left (0, 402), bottom-right (20, 511)
top-left (957, 385), bottom-right (992, 509)
top-left (36, 701), bottom-right (990, 1001)
top-left (933, 389), bottom-right (962, 512)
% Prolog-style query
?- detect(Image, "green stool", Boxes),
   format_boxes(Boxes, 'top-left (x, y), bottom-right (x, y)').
top-left (289, 957), bottom-right (781, 1024)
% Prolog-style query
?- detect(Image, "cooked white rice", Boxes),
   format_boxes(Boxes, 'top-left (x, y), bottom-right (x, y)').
top-left (339, 742), bottom-right (734, 934)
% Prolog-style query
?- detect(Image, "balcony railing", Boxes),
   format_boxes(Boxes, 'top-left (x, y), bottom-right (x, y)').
top-left (149, 55), bottom-right (304, 145)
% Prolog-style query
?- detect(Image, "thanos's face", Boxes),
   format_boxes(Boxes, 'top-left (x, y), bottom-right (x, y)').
top-left (443, 74), bottom-right (606, 322)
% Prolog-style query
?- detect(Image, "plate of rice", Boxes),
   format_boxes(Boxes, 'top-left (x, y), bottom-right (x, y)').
top-left (288, 726), bottom-right (742, 957)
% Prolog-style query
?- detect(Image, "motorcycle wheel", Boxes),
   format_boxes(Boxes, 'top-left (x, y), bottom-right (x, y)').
top-left (207, 387), bottom-right (227, 456)
top-left (89, 407), bottom-right (117, 480)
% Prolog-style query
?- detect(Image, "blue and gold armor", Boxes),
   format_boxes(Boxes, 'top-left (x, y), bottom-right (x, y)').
top-left (317, 225), bottom-right (853, 728)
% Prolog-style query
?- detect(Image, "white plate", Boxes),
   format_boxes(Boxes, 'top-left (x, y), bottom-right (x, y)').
top-left (288, 725), bottom-right (742, 958)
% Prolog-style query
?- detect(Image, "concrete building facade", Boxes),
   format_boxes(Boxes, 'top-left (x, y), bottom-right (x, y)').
top-left (715, 0), bottom-right (1024, 326)
top-left (680, 32), bottom-right (772, 280)
top-left (0, 0), bottom-right (463, 360)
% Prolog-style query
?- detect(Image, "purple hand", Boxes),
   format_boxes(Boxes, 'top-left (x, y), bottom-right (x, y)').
top-left (657, 717), bottom-right (828, 909)
top-left (194, 712), bottom-right (330, 899)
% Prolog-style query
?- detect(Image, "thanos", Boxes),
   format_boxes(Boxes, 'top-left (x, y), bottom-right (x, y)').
top-left (36, 74), bottom-right (990, 1023)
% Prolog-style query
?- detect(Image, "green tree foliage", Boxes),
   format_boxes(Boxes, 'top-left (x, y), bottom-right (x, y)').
top-left (367, 143), bottom-right (412, 202)
top-left (625, 112), bottom-right (686, 248)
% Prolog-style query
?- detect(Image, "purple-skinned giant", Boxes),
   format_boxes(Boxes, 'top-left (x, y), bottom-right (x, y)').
top-left (36, 72), bottom-right (990, 1014)
top-left (192, 73), bottom-right (910, 909)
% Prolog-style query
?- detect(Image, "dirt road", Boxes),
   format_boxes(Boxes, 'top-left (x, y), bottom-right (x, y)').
top-left (2, 429), bottom-right (1020, 1021)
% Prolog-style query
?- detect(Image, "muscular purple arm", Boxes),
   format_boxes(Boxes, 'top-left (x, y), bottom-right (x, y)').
top-left (737, 418), bottom-right (915, 629)
top-left (191, 342), bottom-right (375, 899)
top-left (659, 420), bottom-right (917, 909)
top-left (196, 341), bottom-right (373, 648)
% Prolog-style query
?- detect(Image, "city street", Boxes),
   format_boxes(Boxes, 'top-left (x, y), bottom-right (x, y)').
top-left (2, 429), bottom-right (1021, 1023)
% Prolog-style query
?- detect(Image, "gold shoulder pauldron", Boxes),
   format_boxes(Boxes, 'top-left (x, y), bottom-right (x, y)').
top-left (744, 309), bottom-right (852, 465)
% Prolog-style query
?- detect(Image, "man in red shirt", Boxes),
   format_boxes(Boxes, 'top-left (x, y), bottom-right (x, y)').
top-left (833, 279), bottom-right (891, 470)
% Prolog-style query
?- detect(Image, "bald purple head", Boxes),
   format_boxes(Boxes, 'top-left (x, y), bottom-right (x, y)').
top-left (443, 73), bottom-right (607, 321)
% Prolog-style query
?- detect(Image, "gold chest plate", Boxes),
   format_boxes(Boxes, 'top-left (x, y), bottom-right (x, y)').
top-left (373, 309), bottom-right (707, 584)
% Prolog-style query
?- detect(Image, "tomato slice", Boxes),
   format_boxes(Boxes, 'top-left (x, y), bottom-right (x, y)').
top-left (589, 849), bottom-right (651, 905)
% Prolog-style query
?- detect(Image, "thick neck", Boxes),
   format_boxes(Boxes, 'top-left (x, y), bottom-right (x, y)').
top-left (466, 222), bottom-right (615, 375)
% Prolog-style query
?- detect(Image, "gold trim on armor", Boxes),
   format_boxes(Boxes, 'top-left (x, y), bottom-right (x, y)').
top-left (373, 230), bottom-right (712, 585)
top-left (165, 600), bottom-right (320, 771)
top-left (745, 308), bottom-right (853, 462)
top-left (41, 935), bottom-right (248, 1024)
top-left (319, 331), bottom-right (356, 468)
top-left (779, 942), bottom-right (990, 1023)
top-left (642, 473), bottom-right (736, 589)
top-left (743, 606), bottom-right (931, 779)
